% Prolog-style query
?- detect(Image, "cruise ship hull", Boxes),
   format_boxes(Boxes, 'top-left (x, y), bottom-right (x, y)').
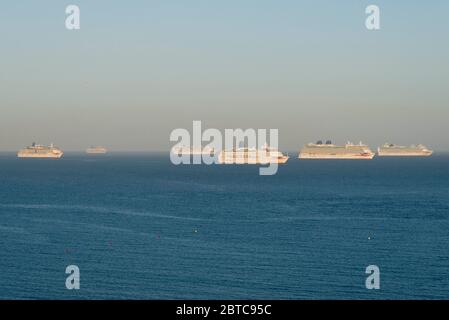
top-left (171, 147), bottom-right (216, 157)
top-left (377, 151), bottom-right (433, 157)
top-left (218, 146), bottom-right (289, 164)
top-left (17, 152), bottom-right (63, 158)
top-left (298, 153), bottom-right (374, 160)
top-left (218, 156), bottom-right (289, 164)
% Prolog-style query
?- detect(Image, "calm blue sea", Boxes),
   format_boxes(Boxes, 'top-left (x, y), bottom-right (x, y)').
top-left (0, 153), bottom-right (448, 299)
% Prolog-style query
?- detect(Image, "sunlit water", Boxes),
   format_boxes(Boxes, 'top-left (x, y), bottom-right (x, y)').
top-left (0, 153), bottom-right (448, 299)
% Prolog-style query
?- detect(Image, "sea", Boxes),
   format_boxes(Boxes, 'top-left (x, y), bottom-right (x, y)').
top-left (0, 152), bottom-right (448, 299)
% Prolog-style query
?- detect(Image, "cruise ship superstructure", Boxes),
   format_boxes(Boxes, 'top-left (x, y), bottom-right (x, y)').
top-left (17, 143), bottom-right (64, 158)
top-left (218, 144), bottom-right (289, 164)
top-left (377, 143), bottom-right (433, 156)
top-left (298, 140), bottom-right (375, 159)
top-left (86, 146), bottom-right (108, 154)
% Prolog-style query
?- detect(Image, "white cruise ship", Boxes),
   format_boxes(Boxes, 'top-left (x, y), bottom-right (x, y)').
top-left (377, 143), bottom-right (433, 156)
top-left (218, 144), bottom-right (289, 164)
top-left (86, 146), bottom-right (108, 154)
top-left (171, 145), bottom-right (216, 157)
top-left (298, 140), bottom-right (375, 159)
top-left (17, 143), bottom-right (64, 158)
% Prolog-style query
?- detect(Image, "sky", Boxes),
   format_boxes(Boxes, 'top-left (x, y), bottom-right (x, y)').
top-left (0, 0), bottom-right (448, 151)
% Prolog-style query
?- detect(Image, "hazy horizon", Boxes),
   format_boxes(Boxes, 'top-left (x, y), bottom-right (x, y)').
top-left (1, 0), bottom-right (448, 152)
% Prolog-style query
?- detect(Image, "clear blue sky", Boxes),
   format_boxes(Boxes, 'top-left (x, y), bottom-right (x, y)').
top-left (0, 0), bottom-right (448, 151)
